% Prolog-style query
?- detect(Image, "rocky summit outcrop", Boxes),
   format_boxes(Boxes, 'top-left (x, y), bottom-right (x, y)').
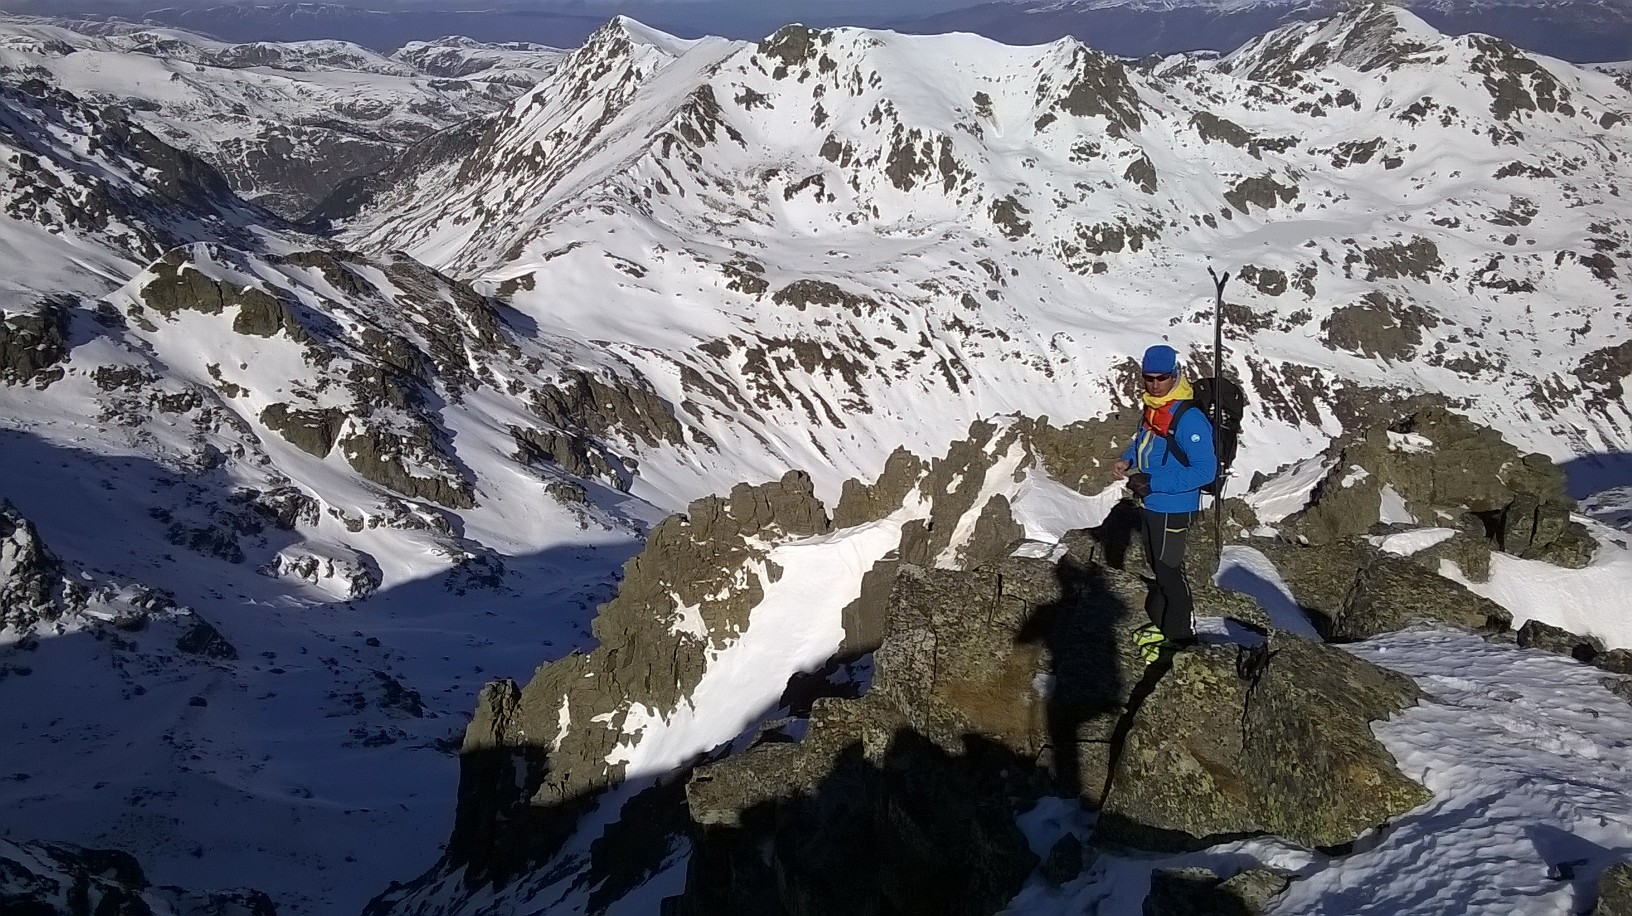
top-left (672, 542), bottom-right (1427, 912)
top-left (375, 408), bottom-right (1613, 916)
top-left (675, 550), bottom-right (1139, 916)
top-left (0, 837), bottom-right (275, 915)
top-left (1279, 406), bottom-right (1594, 568)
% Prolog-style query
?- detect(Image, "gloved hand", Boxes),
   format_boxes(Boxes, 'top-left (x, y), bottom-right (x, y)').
top-left (1126, 471), bottom-right (1152, 499)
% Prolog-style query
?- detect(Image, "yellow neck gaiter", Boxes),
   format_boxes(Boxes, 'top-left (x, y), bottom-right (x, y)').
top-left (1142, 375), bottom-right (1194, 410)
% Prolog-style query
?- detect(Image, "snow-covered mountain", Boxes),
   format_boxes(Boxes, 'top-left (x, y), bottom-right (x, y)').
top-left (0, 17), bottom-right (563, 216)
top-left (345, 6), bottom-right (1632, 502)
top-left (2, 5), bottom-right (1632, 915)
top-left (889, 0), bottom-right (1632, 62)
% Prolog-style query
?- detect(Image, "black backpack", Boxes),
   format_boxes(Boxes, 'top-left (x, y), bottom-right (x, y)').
top-left (1156, 376), bottom-right (1246, 497)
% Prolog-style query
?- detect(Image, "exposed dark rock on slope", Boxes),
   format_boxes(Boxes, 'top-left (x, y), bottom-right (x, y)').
top-left (0, 837), bottom-right (276, 915)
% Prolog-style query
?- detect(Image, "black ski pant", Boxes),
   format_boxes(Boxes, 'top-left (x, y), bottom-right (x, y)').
top-left (1141, 507), bottom-right (1195, 641)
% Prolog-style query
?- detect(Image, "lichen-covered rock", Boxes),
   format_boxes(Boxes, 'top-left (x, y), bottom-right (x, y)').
top-left (1332, 553), bottom-right (1511, 641)
top-left (1278, 407), bottom-right (1582, 568)
top-left (1598, 862), bottom-right (1632, 916)
top-left (1098, 638), bottom-right (1430, 851)
top-left (676, 693), bottom-right (1040, 916)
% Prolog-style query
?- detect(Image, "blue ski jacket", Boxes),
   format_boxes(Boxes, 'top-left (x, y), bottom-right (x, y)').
top-left (1121, 402), bottom-right (1218, 513)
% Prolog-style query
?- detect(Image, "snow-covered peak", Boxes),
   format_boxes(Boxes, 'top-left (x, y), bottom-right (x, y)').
top-left (1224, 2), bottom-right (1447, 76)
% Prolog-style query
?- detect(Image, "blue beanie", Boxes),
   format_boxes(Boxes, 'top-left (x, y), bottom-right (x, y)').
top-left (1141, 345), bottom-right (1178, 374)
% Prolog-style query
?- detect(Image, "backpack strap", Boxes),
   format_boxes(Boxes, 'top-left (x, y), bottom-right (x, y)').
top-left (1163, 401), bottom-right (1193, 468)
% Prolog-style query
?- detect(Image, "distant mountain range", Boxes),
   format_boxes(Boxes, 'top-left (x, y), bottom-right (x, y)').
top-left (30, 0), bottom-right (1632, 61)
top-left (883, 0), bottom-right (1632, 61)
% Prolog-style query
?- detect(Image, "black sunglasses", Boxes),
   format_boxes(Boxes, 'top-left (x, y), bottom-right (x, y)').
top-left (1142, 373), bottom-right (1173, 383)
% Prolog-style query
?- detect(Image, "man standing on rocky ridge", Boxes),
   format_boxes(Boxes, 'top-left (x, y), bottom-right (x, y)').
top-left (1112, 344), bottom-right (1218, 663)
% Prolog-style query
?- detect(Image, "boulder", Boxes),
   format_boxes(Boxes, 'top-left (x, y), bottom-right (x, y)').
top-left (1274, 406), bottom-right (1590, 570)
top-left (1332, 554), bottom-right (1511, 641)
top-left (1498, 494), bottom-right (1597, 568)
top-left (1098, 638), bottom-right (1430, 851)
top-left (1516, 619), bottom-right (1604, 663)
top-left (1404, 518), bottom-right (1493, 582)
top-left (1251, 541), bottom-right (1509, 641)
top-left (1144, 866), bottom-right (1291, 915)
top-left (1246, 539), bottom-right (1373, 631)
